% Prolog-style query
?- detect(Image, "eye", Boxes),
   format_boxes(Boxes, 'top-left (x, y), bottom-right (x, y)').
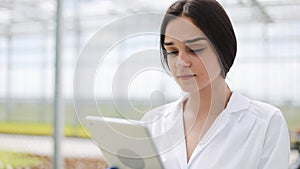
top-left (190, 48), bottom-right (205, 54)
top-left (166, 51), bottom-right (179, 56)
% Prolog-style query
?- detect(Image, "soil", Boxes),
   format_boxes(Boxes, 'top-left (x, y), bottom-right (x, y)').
top-left (31, 155), bottom-right (108, 169)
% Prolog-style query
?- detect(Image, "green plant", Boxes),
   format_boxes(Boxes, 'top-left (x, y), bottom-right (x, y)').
top-left (0, 150), bottom-right (44, 168)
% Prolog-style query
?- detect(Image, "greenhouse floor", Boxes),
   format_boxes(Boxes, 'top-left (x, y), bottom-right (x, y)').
top-left (0, 134), bottom-right (102, 158)
top-left (0, 133), bottom-right (299, 168)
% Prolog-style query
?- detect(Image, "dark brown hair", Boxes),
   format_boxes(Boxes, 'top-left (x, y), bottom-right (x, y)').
top-left (160, 0), bottom-right (237, 77)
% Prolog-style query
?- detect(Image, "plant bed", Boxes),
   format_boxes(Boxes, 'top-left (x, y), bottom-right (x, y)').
top-left (31, 155), bottom-right (108, 169)
top-left (0, 150), bottom-right (108, 169)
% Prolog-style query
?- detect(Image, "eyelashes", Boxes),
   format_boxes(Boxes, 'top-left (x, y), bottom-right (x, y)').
top-left (166, 51), bottom-right (179, 56)
top-left (190, 48), bottom-right (205, 53)
top-left (166, 48), bottom-right (206, 56)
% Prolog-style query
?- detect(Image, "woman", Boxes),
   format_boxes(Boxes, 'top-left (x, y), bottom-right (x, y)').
top-left (141, 0), bottom-right (290, 169)
top-left (108, 0), bottom-right (290, 168)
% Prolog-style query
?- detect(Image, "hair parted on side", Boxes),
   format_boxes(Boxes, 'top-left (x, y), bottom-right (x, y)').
top-left (160, 0), bottom-right (237, 78)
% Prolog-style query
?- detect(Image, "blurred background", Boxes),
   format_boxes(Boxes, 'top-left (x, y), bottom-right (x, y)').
top-left (0, 0), bottom-right (300, 168)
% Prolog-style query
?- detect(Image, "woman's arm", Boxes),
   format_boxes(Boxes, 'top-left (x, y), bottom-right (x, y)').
top-left (258, 110), bottom-right (290, 169)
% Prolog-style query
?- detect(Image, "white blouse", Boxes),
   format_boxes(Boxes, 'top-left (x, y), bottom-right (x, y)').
top-left (141, 91), bottom-right (290, 169)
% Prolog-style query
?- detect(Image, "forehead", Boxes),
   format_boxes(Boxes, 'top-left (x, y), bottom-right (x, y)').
top-left (164, 16), bottom-right (206, 42)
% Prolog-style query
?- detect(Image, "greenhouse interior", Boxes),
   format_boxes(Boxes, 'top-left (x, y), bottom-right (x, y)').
top-left (0, 0), bottom-right (300, 168)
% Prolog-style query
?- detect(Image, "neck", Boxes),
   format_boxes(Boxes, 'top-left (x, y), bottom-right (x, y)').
top-left (184, 75), bottom-right (231, 117)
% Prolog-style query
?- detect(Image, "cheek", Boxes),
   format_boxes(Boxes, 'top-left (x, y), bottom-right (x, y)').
top-left (200, 54), bottom-right (221, 80)
top-left (194, 55), bottom-right (221, 82)
top-left (167, 56), bottom-right (177, 74)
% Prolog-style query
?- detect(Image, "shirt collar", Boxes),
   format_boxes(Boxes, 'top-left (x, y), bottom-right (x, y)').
top-left (166, 91), bottom-right (250, 118)
top-left (224, 91), bottom-right (250, 113)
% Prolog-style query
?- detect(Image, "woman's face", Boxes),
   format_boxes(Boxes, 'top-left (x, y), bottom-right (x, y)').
top-left (164, 16), bottom-right (222, 93)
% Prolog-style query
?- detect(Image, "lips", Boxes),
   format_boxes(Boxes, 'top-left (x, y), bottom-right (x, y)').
top-left (176, 74), bottom-right (196, 80)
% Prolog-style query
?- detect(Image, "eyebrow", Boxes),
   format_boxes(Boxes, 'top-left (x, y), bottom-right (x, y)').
top-left (164, 37), bottom-right (207, 46)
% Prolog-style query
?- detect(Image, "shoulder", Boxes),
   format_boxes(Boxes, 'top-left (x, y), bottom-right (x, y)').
top-left (243, 98), bottom-right (290, 168)
top-left (247, 98), bottom-right (284, 123)
top-left (229, 91), bottom-right (287, 128)
top-left (248, 99), bottom-right (282, 119)
top-left (229, 91), bottom-right (283, 121)
top-left (230, 92), bottom-right (289, 153)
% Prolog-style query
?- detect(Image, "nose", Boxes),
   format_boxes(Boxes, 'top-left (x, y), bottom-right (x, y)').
top-left (176, 52), bottom-right (191, 68)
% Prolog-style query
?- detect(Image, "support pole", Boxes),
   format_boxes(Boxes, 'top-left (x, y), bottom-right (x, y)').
top-left (53, 0), bottom-right (64, 168)
top-left (5, 29), bottom-right (12, 121)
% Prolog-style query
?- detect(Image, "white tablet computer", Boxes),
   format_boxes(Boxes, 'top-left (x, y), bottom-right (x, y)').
top-left (85, 116), bottom-right (165, 169)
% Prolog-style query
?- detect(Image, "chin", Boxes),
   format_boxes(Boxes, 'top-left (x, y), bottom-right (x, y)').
top-left (180, 81), bottom-right (211, 94)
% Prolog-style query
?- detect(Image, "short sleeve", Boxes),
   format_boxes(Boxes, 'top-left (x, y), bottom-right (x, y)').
top-left (258, 110), bottom-right (290, 169)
